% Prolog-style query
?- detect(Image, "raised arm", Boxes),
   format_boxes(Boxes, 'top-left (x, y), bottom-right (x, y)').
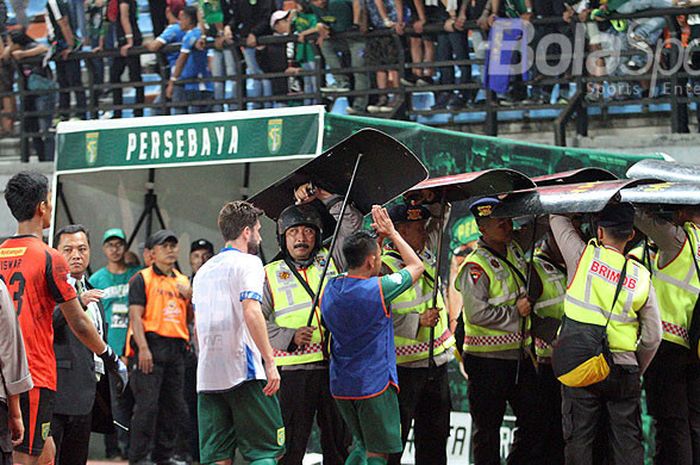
top-left (372, 205), bottom-right (424, 284)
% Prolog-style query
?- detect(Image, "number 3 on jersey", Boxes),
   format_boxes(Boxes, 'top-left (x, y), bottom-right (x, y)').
top-left (1, 272), bottom-right (26, 315)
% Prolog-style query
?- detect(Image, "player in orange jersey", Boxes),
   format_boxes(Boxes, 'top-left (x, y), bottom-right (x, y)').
top-left (0, 171), bottom-right (128, 465)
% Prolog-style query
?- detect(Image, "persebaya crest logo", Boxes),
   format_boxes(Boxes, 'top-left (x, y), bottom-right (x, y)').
top-left (268, 119), bottom-right (283, 154)
top-left (85, 132), bottom-right (99, 166)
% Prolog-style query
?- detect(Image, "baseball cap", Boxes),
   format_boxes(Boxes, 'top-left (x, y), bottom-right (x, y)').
top-left (270, 10), bottom-right (291, 28)
top-left (469, 197), bottom-right (501, 219)
top-left (103, 228), bottom-right (126, 244)
top-left (597, 202), bottom-right (635, 228)
top-left (191, 238), bottom-right (214, 254)
top-left (146, 229), bottom-right (178, 249)
top-left (388, 204), bottom-right (430, 224)
top-left (166, 0), bottom-right (185, 17)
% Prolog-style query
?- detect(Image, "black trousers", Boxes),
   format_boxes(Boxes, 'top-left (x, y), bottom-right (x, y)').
top-left (55, 57), bottom-right (87, 120)
top-left (644, 341), bottom-right (700, 465)
top-left (110, 53), bottom-right (144, 118)
top-left (51, 412), bottom-right (93, 465)
top-left (562, 364), bottom-right (643, 465)
top-left (463, 354), bottom-right (543, 465)
top-left (538, 363), bottom-right (565, 465)
top-left (128, 335), bottom-right (187, 463)
top-left (388, 364), bottom-right (452, 465)
top-left (278, 368), bottom-right (350, 465)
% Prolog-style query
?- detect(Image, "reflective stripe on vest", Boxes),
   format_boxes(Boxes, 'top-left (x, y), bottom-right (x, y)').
top-left (564, 242), bottom-right (651, 353)
top-left (532, 253), bottom-right (566, 359)
top-left (265, 250), bottom-right (337, 366)
top-left (653, 223), bottom-right (700, 348)
top-left (456, 241), bottom-right (531, 353)
top-left (382, 249), bottom-right (454, 364)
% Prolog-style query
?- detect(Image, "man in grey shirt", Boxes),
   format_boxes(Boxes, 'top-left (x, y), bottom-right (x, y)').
top-left (456, 197), bottom-right (544, 465)
top-left (261, 183), bottom-right (362, 465)
top-left (550, 202), bottom-right (661, 465)
top-left (0, 279), bottom-right (33, 465)
top-left (634, 205), bottom-right (700, 465)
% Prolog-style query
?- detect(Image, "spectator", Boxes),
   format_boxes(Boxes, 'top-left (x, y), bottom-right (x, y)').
top-left (149, 0), bottom-right (168, 38)
top-left (67, 0), bottom-right (86, 45)
top-left (433, 0), bottom-right (471, 109)
top-left (126, 249), bottom-right (143, 268)
top-left (256, 10), bottom-right (303, 104)
top-left (7, 30), bottom-right (57, 161)
top-left (0, 278), bottom-right (33, 465)
top-left (292, 0), bottom-right (323, 103)
top-left (51, 225), bottom-right (108, 465)
top-left (147, 0), bottom-right (186, 114)
top-left (85, 0), bottom-right (108, 103)
top-left (0, 0), bottom-right (16, 136)
top-left (127, 229), bottom-right (192, 465)
top-left (225, 0), bottom-right (274, 108)
top-left (312, 0), bottom-right (370, 113)
top-left (487, 0), bottom-right (535, 105)
top-left (402, 0), bottom-right (436, 87)
top-left (47, 0), bottom-right (88, 120)
top-left (166, 5), bottom-right (214, 113)
top-left (198, 0), bottom-right (238, 111)
top-left (364, 0), bottom-right (409, 113)
top-left (530, 0), bottom-right (570, 104)
top-left (89, 228), bottom-right (140, 460)
top-left (110, 0), bottom-right (144, 118)
top-left (606, 0), bottom-right (673, 50)
top-left (563, 0), bottom-right (606, 102)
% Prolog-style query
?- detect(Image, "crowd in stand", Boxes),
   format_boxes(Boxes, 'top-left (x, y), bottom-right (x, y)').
top-left (0, 0), bottom-right (699, 159)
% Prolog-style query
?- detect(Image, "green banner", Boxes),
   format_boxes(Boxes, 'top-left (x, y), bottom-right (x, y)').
top-left (55, 110), bottom-right (322, 172)
top-left (323, 113), bottom-right (661, 179)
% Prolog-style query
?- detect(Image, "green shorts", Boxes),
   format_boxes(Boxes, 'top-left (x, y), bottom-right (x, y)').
top-left (335, 386), bottom-right (403, 455)
top-left (198, 380), bottom-right (286, 464)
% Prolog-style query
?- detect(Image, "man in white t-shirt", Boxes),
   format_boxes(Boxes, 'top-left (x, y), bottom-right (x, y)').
top-left (193, 200), bottom-right (285, 465)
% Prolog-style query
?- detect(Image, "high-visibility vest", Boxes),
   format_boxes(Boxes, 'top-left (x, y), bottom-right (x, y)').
top-left (564, 241), bottom-right (651, 353)
top-left (382, 249), bottom-right (455, 364)
top-left (532, 252), bottom-right (566, 359)
top-left (125, 266), bottom-right (190, 357)
top-left (653, 222), bottom-right (700, 349)
top-left (456, 241), bottom-right (531, 353)
top-left (264, 250), bottom-right (337, 366)
top-left (628, 243), bottom-right (656, 272)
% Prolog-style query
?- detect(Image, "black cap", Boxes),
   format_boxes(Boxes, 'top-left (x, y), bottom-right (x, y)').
top-left (388, 204), bottom-right (430, 224)
top-left (597, 202), bottom-right (635, 228)
top-left (469, 197), bottom-right (500, 218)
top-left (146, 229), bottom-right (178, 248)
top-left (190, 238), bottom-right (214, 254)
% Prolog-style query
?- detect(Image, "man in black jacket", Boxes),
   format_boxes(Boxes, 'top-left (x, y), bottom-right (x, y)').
top-left (51, 225), bottom-right (110, 465)
top-left (223, 0), bottom-right (273, 106)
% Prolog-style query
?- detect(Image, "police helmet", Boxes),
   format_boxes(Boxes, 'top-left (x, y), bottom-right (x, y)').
top-left (277, 204), bottom-right (324, 255)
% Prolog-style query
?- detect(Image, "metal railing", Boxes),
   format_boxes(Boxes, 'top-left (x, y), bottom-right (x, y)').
top-left (2, 6), bottom-right (700, 161)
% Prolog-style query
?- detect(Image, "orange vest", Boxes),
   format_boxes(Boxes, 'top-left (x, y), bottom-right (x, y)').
top-left (125, 267), bottom-right (190, 356)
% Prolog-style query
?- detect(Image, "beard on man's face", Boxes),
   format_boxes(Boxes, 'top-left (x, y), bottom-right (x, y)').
top-left (248, 238), bottom-right (261, 255)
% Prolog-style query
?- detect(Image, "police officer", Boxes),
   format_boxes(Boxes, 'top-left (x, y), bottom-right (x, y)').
top-left (261, 184), bottom-right (361, 465)
top-left (635, 205), bottom-right (700, 465)
top-left (456, 197), bottom-right (543, 465)
top-left (550, 203), bottom-right (661, 465)
top-left (531, 230), bottom-right (567, 465)
top-left (383, 204), bottom-right (456, 465)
